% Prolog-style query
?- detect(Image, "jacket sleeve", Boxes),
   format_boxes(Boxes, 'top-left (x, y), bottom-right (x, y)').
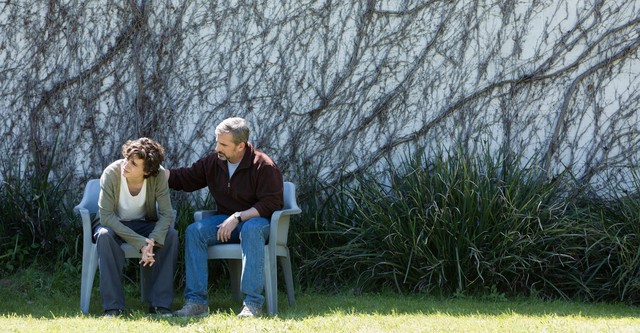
top-left (168, 155), bottom-right (212, 192)
top-left (148, 166), bottom-right (173, 246)
top-left (253, 162), bottom-right (284, 217)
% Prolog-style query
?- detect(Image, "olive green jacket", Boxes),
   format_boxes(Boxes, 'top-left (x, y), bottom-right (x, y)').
top-left (96, 159), bottom-right (173, 250)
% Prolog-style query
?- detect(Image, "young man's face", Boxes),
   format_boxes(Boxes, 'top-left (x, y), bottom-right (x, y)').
top-left (122, 156), bottom-right (147, 180)
top-left (215, 132), bottom-right (245, 163)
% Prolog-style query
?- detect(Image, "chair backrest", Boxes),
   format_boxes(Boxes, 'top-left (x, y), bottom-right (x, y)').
top-left (74, 179), bottom-right (101, 214)
top-left (283, 182), bottom-right (297, 210)
top-left (272, 181), bottom-right (301, 248)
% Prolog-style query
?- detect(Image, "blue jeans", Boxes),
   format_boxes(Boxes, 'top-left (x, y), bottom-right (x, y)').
top-left (183, 214), bottom-right (270, 309)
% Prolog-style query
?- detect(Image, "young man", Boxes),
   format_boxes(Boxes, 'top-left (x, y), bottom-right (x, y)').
top-left (94, 137), bottom-right (178, 317)
top-left (168, 117), bottom-right (284, 318)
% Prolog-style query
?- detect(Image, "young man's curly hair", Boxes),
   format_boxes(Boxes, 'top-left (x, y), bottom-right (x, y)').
top-left (121, 137), bottom-right (165, 178)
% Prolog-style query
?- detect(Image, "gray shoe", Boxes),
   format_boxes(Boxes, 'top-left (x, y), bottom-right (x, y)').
top-left (173, 302), bottom-right (209, 317)
top-left (237, 303), bottom-right (263, 318)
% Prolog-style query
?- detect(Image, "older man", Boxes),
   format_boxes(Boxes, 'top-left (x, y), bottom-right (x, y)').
top-left (168, 117), bottom-right (284, 318)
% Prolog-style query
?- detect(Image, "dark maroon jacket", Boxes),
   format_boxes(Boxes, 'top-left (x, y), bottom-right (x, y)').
top-left (168, 143), bottom-right (284, 218)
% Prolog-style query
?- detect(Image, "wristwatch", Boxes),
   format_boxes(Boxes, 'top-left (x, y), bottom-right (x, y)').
top-left (234, 212), bottom-right (243, 223)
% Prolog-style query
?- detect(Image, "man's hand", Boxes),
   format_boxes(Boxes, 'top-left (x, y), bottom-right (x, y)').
top-left (139, 238), bottom-right (156, 266)
top-left (217, 216), bottom-right (239, 242)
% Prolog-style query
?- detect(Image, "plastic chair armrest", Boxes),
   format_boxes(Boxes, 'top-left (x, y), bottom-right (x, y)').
top-left (194, 210), bottom-right (217, 221)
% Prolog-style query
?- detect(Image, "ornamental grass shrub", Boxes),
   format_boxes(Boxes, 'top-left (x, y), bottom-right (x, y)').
top-left (294, 147), bottom-right (640, 304)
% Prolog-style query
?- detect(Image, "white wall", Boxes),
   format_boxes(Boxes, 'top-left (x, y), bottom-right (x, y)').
top-left (0, 0), bottom-right (638, 192)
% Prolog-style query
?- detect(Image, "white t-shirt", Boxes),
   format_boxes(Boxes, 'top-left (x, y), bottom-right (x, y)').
top-left (117, 173), bottom-right (147, 221)
top-left (228, 160), bottom-right (240, 178)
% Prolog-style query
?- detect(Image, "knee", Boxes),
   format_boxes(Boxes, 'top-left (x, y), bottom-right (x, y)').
top-left (164, 228), bottom-right (179, 246)
top-left (240, 222), bottom-right (267, 242)
top-left (167, 228), bottom-right (178, 239)
top-left (185, 221), bottom-right (205, 242)
top-left (95, 227), bottom-right (118, 251)
top-left (160, 229), bottom-right (179, 259)
top-left (95, 226), bottom-right (115, 243)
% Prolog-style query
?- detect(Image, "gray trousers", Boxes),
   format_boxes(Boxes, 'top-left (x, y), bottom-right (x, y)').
top-left (94, 220), bottom-right (178, 311)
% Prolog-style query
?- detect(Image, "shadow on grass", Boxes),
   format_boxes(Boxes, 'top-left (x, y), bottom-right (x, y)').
top-left (1, 268), bottom-right (638, 322)
top-left (0, 284), bottom-right (244, 327)
top-left (2, 283), bottom-right (639, 322)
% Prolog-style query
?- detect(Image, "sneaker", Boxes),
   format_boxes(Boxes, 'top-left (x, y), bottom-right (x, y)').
top-left (104, 309), bottom-right (124, 317)
top-left (149, 306), bottom-right (173, 317)
top-left (173, 302), bottom-right (209, 317)
top-left (237, 303), bottom-right (263, 318)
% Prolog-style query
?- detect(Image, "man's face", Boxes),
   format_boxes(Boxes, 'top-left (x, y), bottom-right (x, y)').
top-left (215, 132), bottom-right (244, 163)
top-left (122, 156), bottom-right (147, 180)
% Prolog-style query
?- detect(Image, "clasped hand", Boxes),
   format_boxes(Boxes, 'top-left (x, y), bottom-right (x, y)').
top-left (139, 238), bottom-right (155, 266)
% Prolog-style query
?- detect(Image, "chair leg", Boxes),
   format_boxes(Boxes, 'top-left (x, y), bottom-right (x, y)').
top-left (228, 259), bottom-right (243, 302)
top-left (80, 244), bottom-right (99, 314)
top-left (279, 254), bottom-right (296, 307)
top-left (264, 251), bottom-right (278, 315)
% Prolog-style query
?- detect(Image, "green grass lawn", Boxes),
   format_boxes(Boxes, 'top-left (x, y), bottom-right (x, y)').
top-left (1, 269), bottom-right (639, 332)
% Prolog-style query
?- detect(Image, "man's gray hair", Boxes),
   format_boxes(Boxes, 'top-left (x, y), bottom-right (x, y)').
top-left (215, 117), bottom-right (249, 144)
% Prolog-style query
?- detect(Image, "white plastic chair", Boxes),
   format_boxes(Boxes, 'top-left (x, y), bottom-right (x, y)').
top-left (194, 181), bottom-right (302, 315)
top-left (74, 178), bottom-right (175, 314)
